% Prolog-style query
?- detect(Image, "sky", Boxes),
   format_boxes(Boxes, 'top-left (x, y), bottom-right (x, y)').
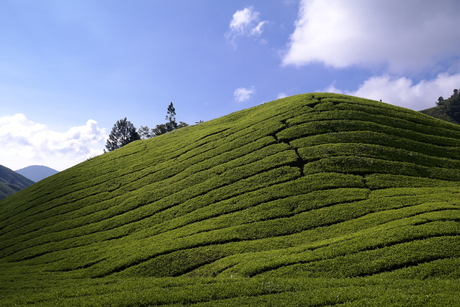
top-left (1, 0), bottom-right (460, 171)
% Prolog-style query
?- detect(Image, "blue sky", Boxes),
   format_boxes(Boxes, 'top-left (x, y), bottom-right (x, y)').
top-left (1, 0), bottom-right (460, 171)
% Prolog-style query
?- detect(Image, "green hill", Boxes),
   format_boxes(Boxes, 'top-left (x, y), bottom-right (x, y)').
top-left (420, 105), bottom-right (460, 125)
top-left (420, 90), bottom-right (460, 125)
top-left (0, 165), bottom-right (34, 200)
top-left (1, 93), bottom-right (460, 306)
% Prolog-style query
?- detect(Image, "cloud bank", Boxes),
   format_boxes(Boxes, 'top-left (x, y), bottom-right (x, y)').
top-left (283, 0), bottom-right (460, 110)
top-left (326, 73), bottom-right (460, 110)
top-left (0, 114), bottom-right (107, 171)
top-left (283, 0), bottom-right (460, 73)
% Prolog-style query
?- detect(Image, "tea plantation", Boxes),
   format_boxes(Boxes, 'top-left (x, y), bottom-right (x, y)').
top-left (1, 93), bottom-right (459, 306)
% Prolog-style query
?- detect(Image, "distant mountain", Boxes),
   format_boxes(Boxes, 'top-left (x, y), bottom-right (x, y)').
top-left (15, 165), bottom-right (59, 182)
top-left (0, 164), bottom-right (35, 200)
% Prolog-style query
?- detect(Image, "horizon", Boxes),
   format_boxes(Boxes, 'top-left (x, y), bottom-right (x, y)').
top-left (1, 0), bottom-right (460, 171)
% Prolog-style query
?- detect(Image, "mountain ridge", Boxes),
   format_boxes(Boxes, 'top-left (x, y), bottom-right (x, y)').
top-left (0, 164), bottom-right (34, 200)
top-left (0, 93), bottom-right (459, 305)
top-left (15, 165), bottom-right (58, 182)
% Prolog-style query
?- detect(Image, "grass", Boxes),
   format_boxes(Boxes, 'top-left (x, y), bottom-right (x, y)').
top-left (0, 92), bottom-right (459, 306)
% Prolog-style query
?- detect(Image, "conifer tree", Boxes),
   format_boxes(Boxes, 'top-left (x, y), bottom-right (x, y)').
top-left (140, 102), bottom-right (189, 138)
top-left (105, 118), bottom-right (140, 152)
top-left (165, 102), bottom-right (178, 132)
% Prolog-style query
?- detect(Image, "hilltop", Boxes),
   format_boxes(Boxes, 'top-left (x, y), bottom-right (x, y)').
top-left (0, 93), bottom-right (459, 306)
top-left (0, 165), bottom-right (34, 200)
top-left (15, 165), bottom-right (59, 182)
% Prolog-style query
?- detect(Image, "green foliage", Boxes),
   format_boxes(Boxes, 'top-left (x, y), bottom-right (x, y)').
top-left (1, 93), bottom-right (460, 305)
top-left (140, 102), bottom-right (189, 138)
top-left (442, 89), bottom-right (460, 120)
top-left (421, 88), bottom-right (460, 124)
top-left (166, 101), bottom-right (177, 129)
top-left (138, 125), bottom-right (153, 139)
top-left (105, 117), bottom-right (140, 152)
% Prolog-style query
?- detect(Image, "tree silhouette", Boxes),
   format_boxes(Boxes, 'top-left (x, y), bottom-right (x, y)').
top-left (138, 103), bottom-right (189, 138)
top-left (165, 102), bottom-right (178, 132)
top-left (437, 96), bottom-right (445, 106)
top-left (105, 118), bottom-right (140, 152)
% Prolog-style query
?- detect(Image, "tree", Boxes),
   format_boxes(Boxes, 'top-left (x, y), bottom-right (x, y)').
top-left (152, 123), bottom-right (168, 136)
top-left (165, 102), bottom-right (178, 131)
top-left (105, 118), bottom-right (140, 152)
top-left (437, 96), bottom-right (445, 106)
top-left (138, 103), bottom-right (189, 138)
top-left (151, 102), bottom-right (189, 136)
top-left (138, 125), bottom-right (153, 139)
top-left (178, 121), bottom-right (189, 128)
top-left (438, 89), bottom-right (460, 121)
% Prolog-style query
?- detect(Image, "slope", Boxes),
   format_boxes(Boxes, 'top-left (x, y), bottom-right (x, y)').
top-left (0, 93), bottom-right (459, 306)
top-left (0, 164), bottom-right (35, 200)
top-left (15, 165), bottom-right (59, 182)
top-left (420, 105), bottom-right (460, 125)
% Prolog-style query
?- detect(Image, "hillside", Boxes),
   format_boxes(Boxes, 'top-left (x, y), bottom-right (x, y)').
top-left (0, 165), bottom-right (34, 200)
top-left (420, 105), bottom-right (460, 125)
top-left (15, 165), bottom-right (59, 182)
top-left (1, 93), bottom-right (460, 306)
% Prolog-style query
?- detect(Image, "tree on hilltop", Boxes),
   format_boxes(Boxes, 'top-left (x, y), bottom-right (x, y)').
top-left (165, 102), bottom-right (178, 132)
top-left (151, 123), bottom-right (168, 136)
top-left (437, 96), bottom-right (445, 106)
top-left (441, 89), bottom-right (460, 121)
top-left (142, 102), bottom-right (189, 138)
top-left (105, 118), bottom-right (140, 152)
top-left (138, 125), bottom-right (154, 139)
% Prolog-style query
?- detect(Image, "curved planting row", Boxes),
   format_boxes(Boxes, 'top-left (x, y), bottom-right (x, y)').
top-left (0, 93), bottom-right (459, 306)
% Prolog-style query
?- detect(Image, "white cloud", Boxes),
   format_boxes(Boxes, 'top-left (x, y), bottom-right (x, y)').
top-left (251, 20), bottom-right (267, 36)
top-left (283, 0), bottom-right (460, 73)
top-left (326, 73), bottom-right (460, 111)
top-left (277, 92), bottom-right (288, 99)
top-left (226, 6), bottom-right (268, 47)
top-left (0, 114), bottom-right (107, 171)
top-left (234, 86), bottom-right (256, 102)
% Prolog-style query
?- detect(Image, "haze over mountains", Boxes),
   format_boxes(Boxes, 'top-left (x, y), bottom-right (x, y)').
top-left (0, 93), bottom-right (459, 305)
top-left (0, 165), bottom-right (58, 200)
top-left (15, 165), bottom-right (58, 183)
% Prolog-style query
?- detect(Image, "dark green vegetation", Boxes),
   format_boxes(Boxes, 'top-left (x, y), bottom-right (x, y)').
top-left (420, 105), bottom-right (460, 124)
top-left (1, 93), bottom-right (460, 306)
top-left (0, 165), bottom-right (34, 200)
top-left (420, 88), bottom-right (460, 125)
top-left (139, 102), bottom-right (189, 140)
top-left (15, 165), bottom-right (58, 183)
top-left (106, 118), bottom-right (141, 152)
